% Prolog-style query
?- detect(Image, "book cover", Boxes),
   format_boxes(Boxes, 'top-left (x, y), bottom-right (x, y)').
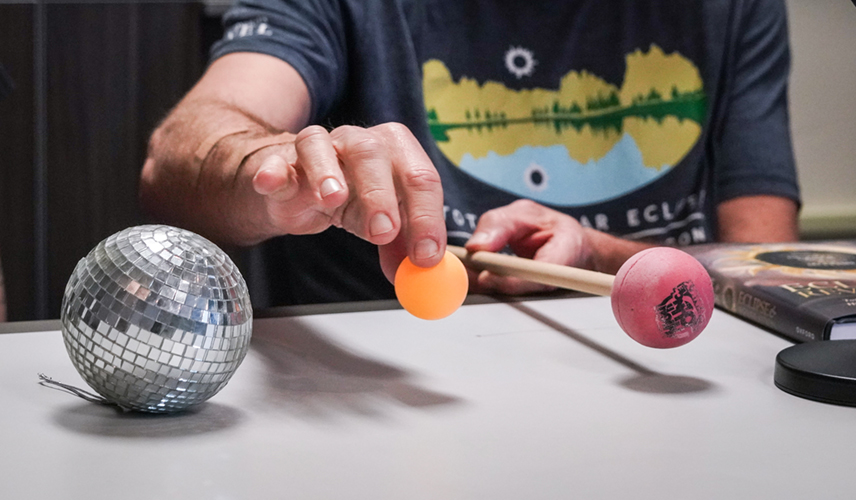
top-left (686, 241), bottom-right (856, 342)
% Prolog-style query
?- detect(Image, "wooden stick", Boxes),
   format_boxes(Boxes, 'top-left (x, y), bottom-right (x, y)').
top-left (447, 245), bottom-right (615, 297)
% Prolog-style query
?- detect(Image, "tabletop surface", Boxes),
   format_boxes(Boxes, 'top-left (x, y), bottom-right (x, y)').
top-left (2, 296), bottom-right (854, 499)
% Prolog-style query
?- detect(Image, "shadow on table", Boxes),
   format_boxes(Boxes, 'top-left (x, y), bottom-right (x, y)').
top-left (509, 302), bottom-right (717, 395)
top-left (249, 318), bottom-right (461, 417)
top-left (618, 373), bottom-right (715, 394)
top-left (51, 401), bottom-right (243, 438)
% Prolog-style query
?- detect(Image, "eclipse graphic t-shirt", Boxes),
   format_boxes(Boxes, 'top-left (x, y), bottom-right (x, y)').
top-left (211, 0), bottom-right (800, 307)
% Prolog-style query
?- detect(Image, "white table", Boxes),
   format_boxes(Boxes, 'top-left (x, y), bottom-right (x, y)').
top-left (1, 296), bottom-right (854, 499)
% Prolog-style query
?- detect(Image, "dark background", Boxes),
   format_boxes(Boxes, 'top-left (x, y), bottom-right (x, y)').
top-left (1, 1), bottom-right (853, 321)
top-left (0, 2), bottom-right (225, 321)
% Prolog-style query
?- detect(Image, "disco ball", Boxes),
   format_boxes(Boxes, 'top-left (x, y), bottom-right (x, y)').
top-left (60, 225), bottom-right (253, 413)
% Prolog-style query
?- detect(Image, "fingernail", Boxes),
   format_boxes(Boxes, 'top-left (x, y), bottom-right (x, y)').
top-left (253, 167), bottom-right (270, 179)
top-left (468, 232), bottom-right (489, 245)
top-left (414, 238), bottom-right (439, 260)
top-left (320, 178), bottom-right (342, 198)
top-left (370, 213), bottom-right (394, 236)
top-left (253, 168), bottom-right (275, 195)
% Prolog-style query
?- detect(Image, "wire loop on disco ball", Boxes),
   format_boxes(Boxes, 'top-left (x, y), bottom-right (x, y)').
top-left (60, 225), bottom-right (252, 413)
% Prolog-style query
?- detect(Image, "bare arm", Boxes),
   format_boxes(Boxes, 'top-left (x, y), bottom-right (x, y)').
top-left (583, 194), bottom-right (799, 274)
top-left (141, 52), bottom-right (447, 280)
top-left (463, 195), bottom-right (799, 295)
top-left (716, 194), bottom-right (799, 242)
top-left (141, 52), bottom-right (312, 244)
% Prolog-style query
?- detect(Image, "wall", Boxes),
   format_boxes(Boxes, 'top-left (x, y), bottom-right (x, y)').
top-left (0, 2), bottom-right (215, 321)
top-left (786, 0), bottom-right (856, 238)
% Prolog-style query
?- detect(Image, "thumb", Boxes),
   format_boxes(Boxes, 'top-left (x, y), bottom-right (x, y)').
top-left (465, 228), bottom-right (507, 253)
top-left (378, 237), bottom-right (409, 284)
top-left (252, 154), bottom-right (298, 199)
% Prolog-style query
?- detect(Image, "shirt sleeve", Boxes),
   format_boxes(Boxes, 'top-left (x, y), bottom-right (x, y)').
top-left (714, 0), bottom-right (801, 206)
top-left (209, 0), bottom-right (348, 123)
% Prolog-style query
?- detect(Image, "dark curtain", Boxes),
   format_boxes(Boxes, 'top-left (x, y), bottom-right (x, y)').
top-left (0, 2), bottom-right (219, 320)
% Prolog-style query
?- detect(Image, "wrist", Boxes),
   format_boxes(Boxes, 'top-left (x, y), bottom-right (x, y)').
top-left (582, 227), bottom-right (653, 275)
top-left (196, 132), bottom-right (296, 246)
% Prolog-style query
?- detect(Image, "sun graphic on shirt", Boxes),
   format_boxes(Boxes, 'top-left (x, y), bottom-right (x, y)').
top-left (504, 46), bottom-right (537, 79)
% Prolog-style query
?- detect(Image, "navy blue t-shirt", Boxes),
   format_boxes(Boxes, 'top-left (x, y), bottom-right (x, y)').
top-left (211, 0), bottom-right (801, 307)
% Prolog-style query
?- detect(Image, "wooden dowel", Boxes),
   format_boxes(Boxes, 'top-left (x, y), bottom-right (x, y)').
top-left (447, 245), bottom-right (615, 297)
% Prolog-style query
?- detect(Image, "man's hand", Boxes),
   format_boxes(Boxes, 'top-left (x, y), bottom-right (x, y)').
top-left (243, 123), bottom-right (447, 281)
top-left (463, 200), bottom-right (601, 295)
top-left (463, 194), bottom-right (799, 296)
top-left (140, 53), bottom-right (447, 283)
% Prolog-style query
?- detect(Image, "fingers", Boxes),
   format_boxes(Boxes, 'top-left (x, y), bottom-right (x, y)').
top-left (466, 199), bottom-right (548, 257)
top-left (464, 200), bottom-right (591, 295)
top-left (465, 199), bottom-right (555, 258)
top-left (329, 125), bottom-right (402, 245)
top-left (375, 123), bottom-right (445, 268)
top-left (252, 154), bottom-right (297, 198)
top-left (378, 236), bottom-right (409, 283)
top-left (467, 200), bottom-right (583, 264)
top-left (333, 123), bottom-right (445, 269)
top-left (459, 265), bottom-right (533, 296)
top-left (293, 126), bottom-right (348, 208)
top-left (251, 123), bottom-right (445, 277)
top-left (252, 125), bottom-right (352, 207)
top-left (473, 269), bottom-right (556, 295)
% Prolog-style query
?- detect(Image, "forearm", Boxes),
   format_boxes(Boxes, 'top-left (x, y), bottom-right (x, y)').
top-left (716, 195), bottom-right (799, 243)
top-left (584, 195), bottom-right (799, 275)
top-left (141, 98), bottom-right (289, 246)
top-left (141, 52), bottom-right (447, 276)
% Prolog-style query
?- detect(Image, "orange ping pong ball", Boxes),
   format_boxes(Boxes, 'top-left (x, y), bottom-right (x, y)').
top-left (395, 250), bottom-right (469, 320)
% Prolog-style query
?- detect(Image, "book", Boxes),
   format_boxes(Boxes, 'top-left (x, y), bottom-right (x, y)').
top-left (685, 241), bottom-right (856, 342)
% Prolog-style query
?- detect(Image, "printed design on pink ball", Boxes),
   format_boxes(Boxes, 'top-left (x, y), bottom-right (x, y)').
top-left (655, 281), bottom-right (706, 338)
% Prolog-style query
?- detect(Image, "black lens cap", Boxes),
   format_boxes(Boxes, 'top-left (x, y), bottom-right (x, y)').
top-left (775, 340), bottom-right (856, 406)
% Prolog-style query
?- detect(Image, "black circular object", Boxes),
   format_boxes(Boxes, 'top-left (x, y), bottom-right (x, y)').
top-left (775, 340), bottom-right (856, 406)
